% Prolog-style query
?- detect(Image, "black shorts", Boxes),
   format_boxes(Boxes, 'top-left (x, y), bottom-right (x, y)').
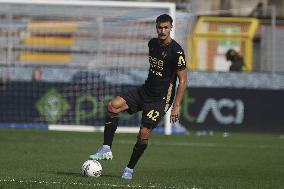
top-left (120, 86), bottom-right (171, 128)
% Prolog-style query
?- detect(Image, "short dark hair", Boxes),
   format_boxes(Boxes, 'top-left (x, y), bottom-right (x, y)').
top-left (156, 14), bottom-right (173, 25)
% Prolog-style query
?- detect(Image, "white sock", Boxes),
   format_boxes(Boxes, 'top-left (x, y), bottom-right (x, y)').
top-left (125, 167), bottom-right (133, 173)
top-left (103, 145), bottom-right (111, 149)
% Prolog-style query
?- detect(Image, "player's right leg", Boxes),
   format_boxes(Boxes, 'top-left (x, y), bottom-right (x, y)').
top-left (89, 96), bottom-right (129, 160)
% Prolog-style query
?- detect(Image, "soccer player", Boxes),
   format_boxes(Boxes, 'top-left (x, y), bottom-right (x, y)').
top-left (89, 14), bottom-right (188, 180)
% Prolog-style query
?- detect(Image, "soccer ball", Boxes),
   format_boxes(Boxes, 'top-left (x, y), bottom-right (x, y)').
top-left (82, 160), bottom-right (102, 177)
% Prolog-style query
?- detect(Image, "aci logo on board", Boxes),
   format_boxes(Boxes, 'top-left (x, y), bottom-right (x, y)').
top-left (182, 91), bottom-right (245, 125)
top-left (196, 98), bottom-right (244, 125)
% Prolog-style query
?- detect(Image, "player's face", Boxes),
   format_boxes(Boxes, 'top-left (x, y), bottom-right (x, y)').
top-left (156, 21), bottom-right (172, 41)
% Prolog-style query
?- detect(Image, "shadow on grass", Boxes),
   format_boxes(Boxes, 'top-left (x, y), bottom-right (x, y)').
top-left (101, 174), bottom-right (120, 178)
top-left (46, 171), bottom-right (119, 179)
top-left (47, 171), bottom-right (83, 177)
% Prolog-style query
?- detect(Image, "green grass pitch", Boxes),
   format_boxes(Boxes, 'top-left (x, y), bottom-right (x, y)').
top-left (0, 128), bottom-right (283, 189)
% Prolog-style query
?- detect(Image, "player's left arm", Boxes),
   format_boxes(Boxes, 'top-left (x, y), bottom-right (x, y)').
top-left (171, 69), bottom-right (187, 123)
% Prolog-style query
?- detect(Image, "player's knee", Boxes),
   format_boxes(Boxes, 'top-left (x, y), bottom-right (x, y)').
top-left (108, 99), bottom-right (124, 113)
top-left (107, 102), bottom-right (118, 113)
top-left (137, 138), bottom-right (148, 145)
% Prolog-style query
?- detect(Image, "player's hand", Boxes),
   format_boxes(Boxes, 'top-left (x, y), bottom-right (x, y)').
top-left (170, 105), bottom-right (180, 123)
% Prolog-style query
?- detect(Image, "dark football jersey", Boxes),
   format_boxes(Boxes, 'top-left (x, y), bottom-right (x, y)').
top-left (142, 38), bottom-right (186, 102)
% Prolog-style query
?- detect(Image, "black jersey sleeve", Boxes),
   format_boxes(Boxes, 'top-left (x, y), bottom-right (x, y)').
top-left (175, 47), bottom-right (187, 71)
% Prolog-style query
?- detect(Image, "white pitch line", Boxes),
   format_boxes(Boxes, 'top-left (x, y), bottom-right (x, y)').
top-left (0, 178), bottom-right (204, 189)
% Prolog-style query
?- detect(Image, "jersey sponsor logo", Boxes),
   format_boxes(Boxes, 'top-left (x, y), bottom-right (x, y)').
top-left (149, 56), bottom-right (164, 77)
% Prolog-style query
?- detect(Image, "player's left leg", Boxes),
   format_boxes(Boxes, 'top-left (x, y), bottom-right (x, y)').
top-left (122, 125), bottom-right (152, 179)
top-left (122, 99), bottom-right (167, 179)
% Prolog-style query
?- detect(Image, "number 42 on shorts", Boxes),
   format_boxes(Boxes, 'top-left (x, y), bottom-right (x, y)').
top-left (147, 110), bottom-right (160, 121)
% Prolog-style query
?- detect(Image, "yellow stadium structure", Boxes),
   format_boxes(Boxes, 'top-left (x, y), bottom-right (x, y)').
top-left (188, 16), bottom-right (259, 72)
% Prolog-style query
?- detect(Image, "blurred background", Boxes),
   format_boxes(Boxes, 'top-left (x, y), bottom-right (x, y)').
top-left (0, 0), bottom-right (283, 134)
